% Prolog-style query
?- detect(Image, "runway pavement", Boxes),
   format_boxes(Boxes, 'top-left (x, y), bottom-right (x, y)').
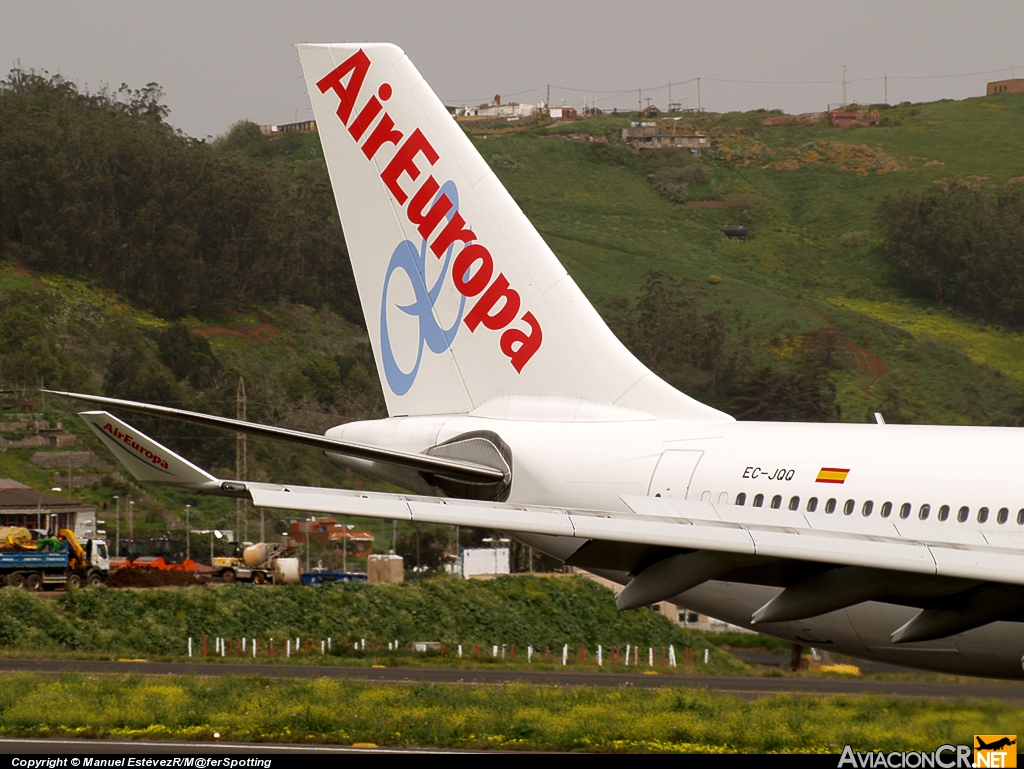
top-left (1, 657), bottom-right (1023, 702)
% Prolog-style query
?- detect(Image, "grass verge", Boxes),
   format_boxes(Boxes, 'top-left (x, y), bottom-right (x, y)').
top-left (0, 672), bottom-right (1013, 752)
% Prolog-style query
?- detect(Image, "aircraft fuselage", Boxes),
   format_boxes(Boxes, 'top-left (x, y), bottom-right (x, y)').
top-left (329, 414), bottom-right (1024, 678)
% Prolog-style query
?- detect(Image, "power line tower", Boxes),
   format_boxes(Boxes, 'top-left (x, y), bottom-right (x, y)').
top-left (236, 376), bottom-right (247, 541)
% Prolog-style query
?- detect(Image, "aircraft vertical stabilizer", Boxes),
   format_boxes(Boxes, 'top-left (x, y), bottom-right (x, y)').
top-left (297, 43), bottom-right (730, 423)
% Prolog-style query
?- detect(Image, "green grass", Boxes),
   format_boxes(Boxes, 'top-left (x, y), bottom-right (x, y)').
top-left (833, 297), bottom-right (1024, 386)
top-left (0, 672), bottom-right (1014, 752)
top-left (463, 95), bottom-right (1024, 424)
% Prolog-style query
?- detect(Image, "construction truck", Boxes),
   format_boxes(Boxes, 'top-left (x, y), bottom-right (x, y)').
top-left (0, 526), bottom-right (110, 590)
top-left (213, 541), bottom-right (299, 585)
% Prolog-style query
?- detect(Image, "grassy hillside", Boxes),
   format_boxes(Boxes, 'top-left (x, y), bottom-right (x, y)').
top-left (467, 96), bottom-right (1024, 424)
top-left (3, 90), bottom-right (1024, 560)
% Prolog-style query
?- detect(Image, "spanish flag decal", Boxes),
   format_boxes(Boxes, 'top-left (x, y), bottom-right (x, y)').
top-left (816, 467), bottom-right (850, 484)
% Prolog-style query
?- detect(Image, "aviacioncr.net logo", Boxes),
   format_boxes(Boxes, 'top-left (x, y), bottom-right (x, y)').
top-left (379, 180), bottom-right (466, 396)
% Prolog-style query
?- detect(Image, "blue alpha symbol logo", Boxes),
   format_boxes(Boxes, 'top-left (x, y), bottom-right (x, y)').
top-left (379, 180), bottom-right (467, 395)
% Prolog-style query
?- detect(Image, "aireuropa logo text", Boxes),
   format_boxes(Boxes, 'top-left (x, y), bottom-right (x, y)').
top-left (316, 49), bottom-right (543, 393)
top-left (103, 422), bottom-right (169, 469)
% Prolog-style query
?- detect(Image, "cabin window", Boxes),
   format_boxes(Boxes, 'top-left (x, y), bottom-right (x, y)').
top-left (977, 507), bottom-right (989, 524)
top-left (735, 493), bottom-right (747, 506)
top-left (718, 492), bottom-right (729, 504)
top-left (919, 504), bottom-right (931, 520)
top-left (880, 502), bottom-right (893, 518)
top-left (753, 494), bottom-right (764, 507)
top-left (938, 505), bottom-right (950, 522)
top-left (843, 499), bottom-right (855, 515)
top-left (825, 498), bottom-right (837, 514)
top-left (899, 503), bottom-right (911, 519)
top-left (958, 506), bottom-right (970, 523)
top-left (862, 501), bottom-right (873, 517)
top-left (771, 495), bottom-right (782, 509)
top-left (1018, 509), bottom-right (1024, 525)
top-left (998, 507), bottom-right (1009, 524)
top-left (789, 496), bottom-right (800, 511)
top-left (806, 497), bottom-right (818, 512)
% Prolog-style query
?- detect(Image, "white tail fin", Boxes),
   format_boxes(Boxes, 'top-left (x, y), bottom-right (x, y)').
top-left (298, 43), bottom-right (729, 422)
top-left (81, 411), bottom-right (218, 488)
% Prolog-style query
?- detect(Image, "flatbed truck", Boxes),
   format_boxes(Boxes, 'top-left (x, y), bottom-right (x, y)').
top-left (0, 530), bottom-right (110, 590)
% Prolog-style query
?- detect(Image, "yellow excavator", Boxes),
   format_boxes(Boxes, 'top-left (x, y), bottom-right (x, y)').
top-left (0, 527), bottom-right (110, 590)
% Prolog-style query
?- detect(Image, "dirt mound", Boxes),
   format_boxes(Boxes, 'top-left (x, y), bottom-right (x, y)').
top-left (106, 568), bottom-right (206, 588)
top-left (717, 135), bottom-right (900, 175)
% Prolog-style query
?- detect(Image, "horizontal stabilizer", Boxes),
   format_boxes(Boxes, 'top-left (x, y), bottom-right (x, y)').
top-left (80, 411), bottom-right (219, 488)
top-left (49, 390), bottom-right (503, 483)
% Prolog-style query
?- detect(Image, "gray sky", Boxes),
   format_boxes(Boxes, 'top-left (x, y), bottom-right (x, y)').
top-left (3, 1), bottom-right (1023, 138)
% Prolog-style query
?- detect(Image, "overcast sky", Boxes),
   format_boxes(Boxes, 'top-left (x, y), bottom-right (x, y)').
top-left (3, 1), bottom-right (1023, 138)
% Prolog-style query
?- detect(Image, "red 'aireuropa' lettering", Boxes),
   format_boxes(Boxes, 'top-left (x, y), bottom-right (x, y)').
top-left (102, 422), bottom-right (170, 470)
top-left (316, 49), bottom-right (543, 373)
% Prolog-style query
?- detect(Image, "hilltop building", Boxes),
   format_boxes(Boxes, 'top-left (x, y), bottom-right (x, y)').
top-left (455, 94), bottom-right (539, 119)
top-left (621, 122), bottom-right (710, 151)
top-left (827, 109), bottom-right (880, 128)
top-left (987, 78), bottom-right (1024, 95)
top-left (258, 120), bottom-right (317, 136)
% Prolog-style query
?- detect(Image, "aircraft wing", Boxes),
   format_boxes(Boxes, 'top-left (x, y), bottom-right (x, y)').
top-left (244, 482), bottom-right (1024, 643)
top-left (240, 482), bottom-right (1024, 589)
top-left (81, 409), bottom-right (1024, 645)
